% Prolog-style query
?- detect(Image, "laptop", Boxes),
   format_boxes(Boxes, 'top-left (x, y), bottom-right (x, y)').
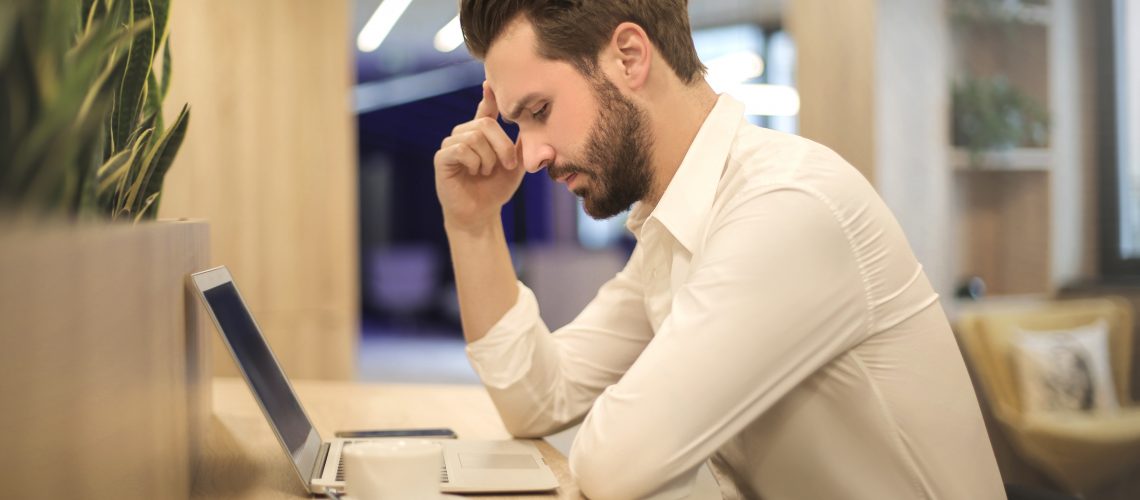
top-left (190, 265), bottom-right (560, 496)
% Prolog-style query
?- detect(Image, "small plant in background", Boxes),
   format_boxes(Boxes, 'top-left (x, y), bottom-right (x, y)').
top-left (0, 0), bottom-right (190, 222)
top-left (952, 75), bottom-right (1049, 165)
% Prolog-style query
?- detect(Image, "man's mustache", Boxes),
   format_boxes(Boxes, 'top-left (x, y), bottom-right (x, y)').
top-left (547, 163), bottom-right (590, 181)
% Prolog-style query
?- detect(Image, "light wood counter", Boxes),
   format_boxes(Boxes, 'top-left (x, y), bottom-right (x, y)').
top-left (195, 378), bottom-right (580, 499)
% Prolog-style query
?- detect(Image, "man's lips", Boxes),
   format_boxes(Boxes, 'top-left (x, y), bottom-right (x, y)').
top-left (554, 172), bottom-right (577, 186)
top-left (551, 168), bottom-right (584, 192)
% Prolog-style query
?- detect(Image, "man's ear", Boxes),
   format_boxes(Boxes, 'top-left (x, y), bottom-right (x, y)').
top-left (607, 22), bottom-right (652, 91)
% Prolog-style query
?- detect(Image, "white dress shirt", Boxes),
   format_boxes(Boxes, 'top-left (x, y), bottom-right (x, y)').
top-left (466, 96), bottom-right (1005, 499)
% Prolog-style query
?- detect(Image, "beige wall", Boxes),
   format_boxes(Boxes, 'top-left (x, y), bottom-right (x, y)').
top-left (787, 0), bottom-right (878, 183)
top-left (873, 0), bottom-right (955, 299)
top-left (160, 0), bottom-right (358, 380)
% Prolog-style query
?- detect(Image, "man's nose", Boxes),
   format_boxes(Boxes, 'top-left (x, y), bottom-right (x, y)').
top-left (517, 136), bottom-right (555, 174)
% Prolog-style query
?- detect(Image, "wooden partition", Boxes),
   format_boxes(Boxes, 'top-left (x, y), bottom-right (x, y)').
top-left (787, 0), bottom-right (878, 184)
top-left (0, 221), bottom-right (210, 500)
top-left (788, 0), bottom-right (956, 296)
top-left (789, 0), bottom-right (1096, 299)
top-left (159, 0), bottom-right (358, 380)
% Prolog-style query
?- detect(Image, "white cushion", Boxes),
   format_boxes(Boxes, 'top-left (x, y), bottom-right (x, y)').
top-left (1012, 320), bottom-right (1119, 414)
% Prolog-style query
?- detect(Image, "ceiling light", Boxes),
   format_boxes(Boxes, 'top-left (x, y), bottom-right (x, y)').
top-left (433, 15), bottom-right (464, 53)
top-left (357, 0), bottom-right (415, 53)
top-left (705, 51), bottom-right (765, 92)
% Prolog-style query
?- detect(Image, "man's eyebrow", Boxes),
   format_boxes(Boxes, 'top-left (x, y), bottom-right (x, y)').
top-left (502, 93), bottom-right (543, 125)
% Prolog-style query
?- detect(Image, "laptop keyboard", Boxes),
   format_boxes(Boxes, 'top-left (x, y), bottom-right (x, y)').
top-left (336, 442), bottom-right (449, 484)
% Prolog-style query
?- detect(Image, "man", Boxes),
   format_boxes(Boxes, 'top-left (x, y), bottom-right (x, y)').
top-left (433, 1), bottom-right (1004, 498)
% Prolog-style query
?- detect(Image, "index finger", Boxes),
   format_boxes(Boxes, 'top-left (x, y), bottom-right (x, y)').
top-left (474, 81), bottom-right (500, 120)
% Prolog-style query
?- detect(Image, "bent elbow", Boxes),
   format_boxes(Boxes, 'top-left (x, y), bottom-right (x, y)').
top-left (497, 408), bottom-right (576, 439)
top-left (571, 448), bottom-right (672, 500)
top-left (501, 418), bottom-right (548, 439)
top-left (569, 427), bottom-right (700, 500)
top-left (572, 452), bottom-right (634, 500)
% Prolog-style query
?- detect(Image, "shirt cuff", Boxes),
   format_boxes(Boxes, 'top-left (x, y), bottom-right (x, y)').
top-left (465, 281), bottom-right (540, 389)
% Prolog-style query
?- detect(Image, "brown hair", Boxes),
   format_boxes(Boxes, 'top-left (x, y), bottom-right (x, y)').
top-left (460, 0), bottom-right (706, 84)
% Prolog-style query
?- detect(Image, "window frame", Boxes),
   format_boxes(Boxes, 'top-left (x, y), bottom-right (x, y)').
top-left (1096, 0), bottom-right (1140, 278)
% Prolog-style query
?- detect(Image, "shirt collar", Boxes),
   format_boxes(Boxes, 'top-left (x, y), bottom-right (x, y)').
top-left (626, 94), bottom-right (745, 251)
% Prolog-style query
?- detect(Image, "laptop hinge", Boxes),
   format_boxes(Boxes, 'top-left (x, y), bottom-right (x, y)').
top-left (312, 442), bottom-right (331, 482)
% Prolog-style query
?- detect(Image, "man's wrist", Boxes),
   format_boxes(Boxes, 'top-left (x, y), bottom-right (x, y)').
top-left (444, 215), bottom-right (502, 239)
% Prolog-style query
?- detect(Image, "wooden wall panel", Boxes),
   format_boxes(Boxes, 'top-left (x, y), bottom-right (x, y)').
top-left (0, 221), bottom-right (210, 500)
top-left (790, 0), bottom-right (1095, 298)
top-left (160, 0), bottom-right (358, 380)
top-left (787, 0), bottom-right (877, 183)
top-left (790, 0), bottom-right (959, 298)
top-left (957, 172), bottom-right (1052, 294)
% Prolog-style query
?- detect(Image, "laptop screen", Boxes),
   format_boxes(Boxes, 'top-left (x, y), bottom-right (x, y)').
top-left (194, 268), bottom-right (322, 483)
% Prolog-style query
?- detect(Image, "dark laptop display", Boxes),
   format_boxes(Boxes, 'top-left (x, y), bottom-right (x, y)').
top-left (202, 282), bottom-right (314, 456)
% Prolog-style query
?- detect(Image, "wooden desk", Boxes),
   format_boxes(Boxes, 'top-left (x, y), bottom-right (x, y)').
top-left (194, 378), bottom-right (580, 499)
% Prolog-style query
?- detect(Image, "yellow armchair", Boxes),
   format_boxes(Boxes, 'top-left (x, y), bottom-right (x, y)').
top-left (957, 297), bottom-right (1140, 494)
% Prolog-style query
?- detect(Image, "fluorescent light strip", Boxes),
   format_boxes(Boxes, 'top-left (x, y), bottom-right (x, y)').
top-left (357, 0), bottom-right (415, 53)
top-left (705, 51), bottom-right (765, 91)
top-left (434, 15), bottom-right (464, 53)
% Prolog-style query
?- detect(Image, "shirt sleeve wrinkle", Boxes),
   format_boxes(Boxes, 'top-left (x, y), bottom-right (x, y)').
top-left (569, 188), bottom-right (872, 499)
top-left (465, 282), bottom-right (543, 389)
top-left (466, 260), bottom-right (655, 438)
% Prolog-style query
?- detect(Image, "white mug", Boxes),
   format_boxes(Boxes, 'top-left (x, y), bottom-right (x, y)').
top-left (342, 439), bottom-right (443, 499)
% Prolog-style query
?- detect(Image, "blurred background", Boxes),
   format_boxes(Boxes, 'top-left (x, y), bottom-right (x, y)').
top-left (4, 0), bottom-right (1139, 497)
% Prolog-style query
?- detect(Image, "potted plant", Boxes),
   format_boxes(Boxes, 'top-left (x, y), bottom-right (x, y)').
top-left (0, 1), bottom-right (208, 498)
top-left (1, 0), bottom-right (190, 220)
top-left (952, 74), bottom-right (1049, 167)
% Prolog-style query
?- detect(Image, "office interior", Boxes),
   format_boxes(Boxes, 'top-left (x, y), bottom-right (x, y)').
top-left (2, 0), bottom-right (1140, 498)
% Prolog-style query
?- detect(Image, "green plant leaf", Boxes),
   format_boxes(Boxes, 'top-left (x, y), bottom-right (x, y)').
top-left (150, 0), bottom-right (169, 47)
top-left (9, 16), bottom-right (128, 203)
top-left (0, 3), bottom-right (17, 69)
top-left (82, 0), bottom-right (98, 31)
top-left (95, 147), bottom-right (132, 193)
top-left (1, 0), bottom-right (189, 221)
top-left (113, 126), bottom-right (153, 219)
top-left (134, 191), bottom-right (160, 222)
top-left (952, 74), bottom-right (1050, 156)
top-left (76, 121), bottom-right (107, 216)
top-left (128, 110), bottom-right (157, 149)
top-left (132, 103), bottom-right (188, 216)
top-left (111, 0), bottom-right (155, 154)
top-left (145, 70), bottom-right (163, 135)
top-left (160, 36), bottom-right (171, 100)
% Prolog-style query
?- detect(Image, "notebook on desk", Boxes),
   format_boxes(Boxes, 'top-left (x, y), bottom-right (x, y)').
top-left (190, 265), bottom-right (559, 496)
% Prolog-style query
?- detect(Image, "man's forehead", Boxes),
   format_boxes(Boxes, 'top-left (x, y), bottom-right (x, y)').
top-left (482, 16), bottom-right (589, 116)
top-left (483, 19), bottom-right (542, 103)
top-left (485, 57), bottom-right (556, 119)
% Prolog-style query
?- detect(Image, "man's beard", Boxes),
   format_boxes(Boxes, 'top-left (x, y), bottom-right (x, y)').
top-left (547, 78), bottom-right (653, 220)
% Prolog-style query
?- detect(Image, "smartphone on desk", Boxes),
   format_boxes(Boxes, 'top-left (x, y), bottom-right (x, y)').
top-left (334, 428), bottom-right (458, 439)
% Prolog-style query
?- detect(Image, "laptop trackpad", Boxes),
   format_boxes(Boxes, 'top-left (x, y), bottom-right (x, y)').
top-left (458, 453), bottom-right (539, 469)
